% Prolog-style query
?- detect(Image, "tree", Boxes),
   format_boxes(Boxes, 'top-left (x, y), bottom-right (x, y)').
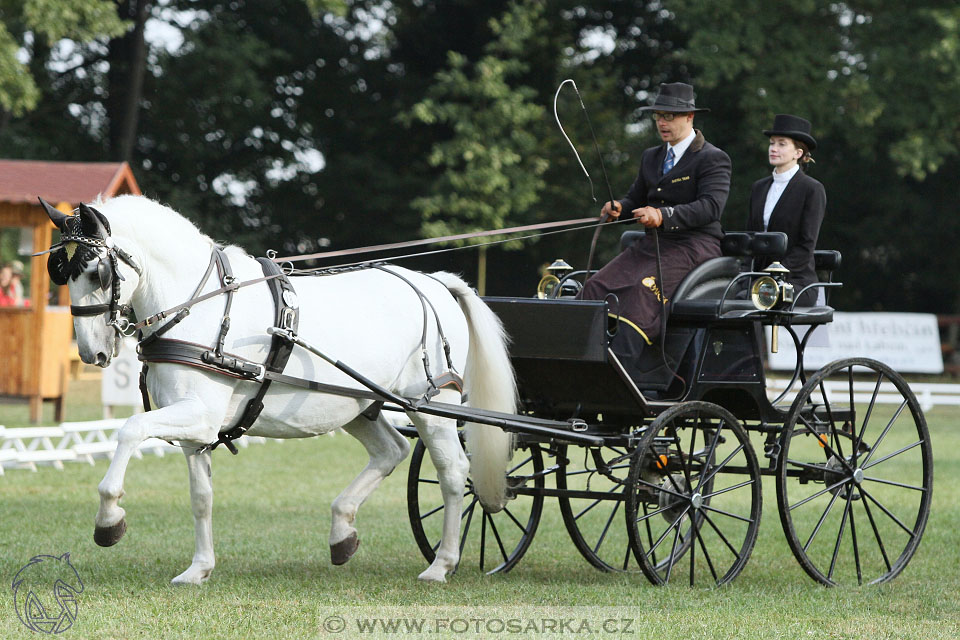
top-left (0, 0), bottom-right (128, 117)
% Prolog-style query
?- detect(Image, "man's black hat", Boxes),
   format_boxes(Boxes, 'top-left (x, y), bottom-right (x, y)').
top-left (639, 82), bottom-right (710, 113)
top-left (763, 114), bottom-right (817, 150)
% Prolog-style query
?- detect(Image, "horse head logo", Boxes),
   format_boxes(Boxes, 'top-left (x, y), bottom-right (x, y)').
top-left (11, 553), bottom-right (84, 634)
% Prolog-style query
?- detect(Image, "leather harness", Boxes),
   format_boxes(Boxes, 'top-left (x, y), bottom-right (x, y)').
top-left (136, 249), bottom-right (463, 454)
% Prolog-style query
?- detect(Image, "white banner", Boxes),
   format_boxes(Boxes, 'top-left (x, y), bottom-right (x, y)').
top-left (101, 337), bottom-right (144, 407)
top-left (767, 312), bottom-right (943, 374)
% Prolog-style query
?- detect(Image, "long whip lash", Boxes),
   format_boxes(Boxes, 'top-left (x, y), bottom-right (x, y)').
top-left (554, 79), bottom-right (617, 276)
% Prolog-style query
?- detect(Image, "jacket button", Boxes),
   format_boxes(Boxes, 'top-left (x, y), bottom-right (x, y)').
top-left (657, 188), bottom-right (662, 192)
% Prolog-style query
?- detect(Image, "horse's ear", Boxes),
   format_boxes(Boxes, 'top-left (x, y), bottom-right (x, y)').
top-left (79, 203), bottom-right (111, 237)
top-left (39, 198), bottom-right (71, 230)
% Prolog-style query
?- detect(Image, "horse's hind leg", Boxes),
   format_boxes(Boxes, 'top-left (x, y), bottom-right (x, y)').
top-left (408, 390), bottom-right (469, 583)
top-left (171, 446), bottom-right (216, 585)
top-left (329, 413), bottom-right (411, 566)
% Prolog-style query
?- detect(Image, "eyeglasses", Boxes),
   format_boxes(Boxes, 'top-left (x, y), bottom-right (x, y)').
top-left (650, 112), bottom-right (687, 122)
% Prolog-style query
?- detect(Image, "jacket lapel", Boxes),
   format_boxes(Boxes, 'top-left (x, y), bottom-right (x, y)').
top-left (752, 177), bottom-right (772, 229)
top-left (767, 172), bottom-right (802, 229)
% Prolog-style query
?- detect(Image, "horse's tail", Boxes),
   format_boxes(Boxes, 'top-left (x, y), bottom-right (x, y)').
top-left (433, 272), bottom-right (516, 513)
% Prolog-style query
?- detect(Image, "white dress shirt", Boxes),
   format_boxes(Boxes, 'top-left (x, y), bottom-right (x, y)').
top-left (762, 164), bottom-right (800, 229)
top-left (667, 129), bottom-right (697, 166)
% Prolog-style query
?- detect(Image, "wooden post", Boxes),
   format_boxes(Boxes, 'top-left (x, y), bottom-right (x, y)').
top-left (477, 245), bottom-right (487, 296)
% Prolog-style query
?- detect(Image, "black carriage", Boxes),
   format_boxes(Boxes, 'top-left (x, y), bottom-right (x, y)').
top-left (404, 231), bottom-right (933, 587)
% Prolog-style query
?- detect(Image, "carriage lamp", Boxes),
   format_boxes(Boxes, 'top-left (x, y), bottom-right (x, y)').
top-left (537, 258), bottom-right (573, 299)
top-left (750, 262), bottom-right (794, 353)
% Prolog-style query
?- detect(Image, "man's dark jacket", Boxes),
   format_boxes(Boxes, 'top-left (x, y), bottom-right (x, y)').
top-left (747, 170), bottom-right (826, 304)
top-left (619, 130), bottom-right (731, 240)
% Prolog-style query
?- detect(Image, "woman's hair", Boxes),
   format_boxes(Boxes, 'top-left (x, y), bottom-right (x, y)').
top-left (794, 139), bottom-right (815, 170)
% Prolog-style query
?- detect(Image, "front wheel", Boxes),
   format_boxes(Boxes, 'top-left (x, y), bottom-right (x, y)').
top-left (776, 358), bottom-right (933, 586)
top-left (625, 401), bottom-right (762, 586)
top-left (407, 436), bottom-right (545, 574)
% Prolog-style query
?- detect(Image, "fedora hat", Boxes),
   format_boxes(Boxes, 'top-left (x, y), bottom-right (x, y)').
top-left (763, 114), bottom-right (817, 150)
top-left (639, 82), bottom-right (710, 113)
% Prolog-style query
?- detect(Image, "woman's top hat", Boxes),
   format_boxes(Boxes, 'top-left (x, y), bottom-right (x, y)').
top-left (763, 114), bottom-right (817, 150)
top-left (639, 83), bottom-right (710, 113)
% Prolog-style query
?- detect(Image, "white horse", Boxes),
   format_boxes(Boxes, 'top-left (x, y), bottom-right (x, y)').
top-left (42, 194), bottom-right (515, 584)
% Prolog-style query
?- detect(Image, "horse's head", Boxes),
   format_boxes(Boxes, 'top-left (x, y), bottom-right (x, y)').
top-left (41, 198), bottom-right (142, 367)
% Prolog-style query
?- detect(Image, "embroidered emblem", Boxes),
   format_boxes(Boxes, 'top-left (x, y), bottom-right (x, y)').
top-left (642, 276), bottom-right (668, 303)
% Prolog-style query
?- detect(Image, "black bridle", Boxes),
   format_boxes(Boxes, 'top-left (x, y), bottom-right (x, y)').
top-left (44, 231), bottom-right (143, 338)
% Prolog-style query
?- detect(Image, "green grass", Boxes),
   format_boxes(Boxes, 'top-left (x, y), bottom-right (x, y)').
top-left (1, 381), bottom-right (958, 639)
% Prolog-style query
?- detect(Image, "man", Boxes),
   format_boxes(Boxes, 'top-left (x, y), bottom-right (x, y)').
top-left (579, 82), bottom-right (731, 347)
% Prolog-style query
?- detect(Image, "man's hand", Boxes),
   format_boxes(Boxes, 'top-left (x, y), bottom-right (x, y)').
top-left (632, 206), bottom-right (663, 228)
top-left (601, 200), bottom-right (622, 219)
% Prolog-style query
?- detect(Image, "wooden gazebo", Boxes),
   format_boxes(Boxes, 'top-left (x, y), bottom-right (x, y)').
top-left (0, 160), bottom-right (141, 422)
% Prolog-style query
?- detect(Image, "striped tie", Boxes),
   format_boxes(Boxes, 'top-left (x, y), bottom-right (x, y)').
top-left (663, 147), bottom-right (675, 174)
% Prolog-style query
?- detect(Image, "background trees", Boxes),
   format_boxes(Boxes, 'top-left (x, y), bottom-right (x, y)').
top-left (1, 0), bottom-right (957, 309)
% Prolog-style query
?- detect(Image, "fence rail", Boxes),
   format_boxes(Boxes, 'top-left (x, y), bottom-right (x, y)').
top-left (0, 420), bottom-right (266, 475)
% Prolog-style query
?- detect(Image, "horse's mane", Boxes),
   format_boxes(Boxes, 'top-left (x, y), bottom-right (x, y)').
top-left (92, 195), bottom-right (216, 249)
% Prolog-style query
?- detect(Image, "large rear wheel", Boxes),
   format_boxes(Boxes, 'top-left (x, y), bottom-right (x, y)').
top-left (776, 358), bottom-right (933, 586)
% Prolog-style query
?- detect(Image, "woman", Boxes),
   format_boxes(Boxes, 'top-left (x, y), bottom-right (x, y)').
top-left (747, 114), bottom-right (826, 306)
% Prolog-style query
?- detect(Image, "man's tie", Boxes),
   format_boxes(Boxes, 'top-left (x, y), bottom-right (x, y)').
top-left (663, 147), bottom-right (675, 174)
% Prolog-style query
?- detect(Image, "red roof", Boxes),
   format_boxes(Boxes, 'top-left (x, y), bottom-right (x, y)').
top-left (0, 159), bottom-right (140, 205)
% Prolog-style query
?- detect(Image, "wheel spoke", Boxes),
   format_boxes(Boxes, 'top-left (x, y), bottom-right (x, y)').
top-left (458, 498), bottom-right (478, 556)
top-left (702, 478), bottom-right (755, 500)
top-left (827, 489), bottom-right (855, 581)
top-left (698, 443), bottom-right (746, 489)
top-left (479, 511), bottom-right (487, 571)
top-left (862, 476), bottom-right (927, 492)
top-left (693, 516), bottom-right (720, 584)
top-left (664, 519), bottom-right (684, 583)
top-left (502, 505), bottom-right (530, 534)
top-left (858, 486), bottom-right (918, 538)
top-left (802, 488), bottom-right (843, 552)
top-left (634, 475), bottom-right (689, 501)
top-left (507, 454), bottom-right (533, 475)
top-left (418, 478), bottom-right (441, 486)
top-left (858, 486), bottom-right (892, 573)
top-left (420, 503), bottom-right (444, 520)
top-left (573, 498), bottom-right (604, 521)
top-left (849, 493), bottom-right (862, 585)
top-left (700, 503), bottom-right (755, 524)
top-left (853, 373), bottom-right (883, 460)
top-left (701, 510), bottom-right (741, 559)
top-left (696, 419), bottom-right (725, 493)
top-left (486, 511), bottom-right (510, 564)
top-left (862, 440), bottom-right (923, 471)
top-left (860, 400), bottom-right (908, 468)
top-left (789, 476), bottom-right (850, 512)
top-left (646, 505), bottom-right (691, 561)
top-left (592, 500), bottom-right (620, 555)
top-left (796, 414), bottom-right (855, 475)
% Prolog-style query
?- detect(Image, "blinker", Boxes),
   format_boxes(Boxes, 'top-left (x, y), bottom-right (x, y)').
top-left (97, 259), bottom-right (113, 291)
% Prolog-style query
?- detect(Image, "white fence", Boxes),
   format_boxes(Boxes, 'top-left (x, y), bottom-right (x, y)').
top-left (767, 379), bottom-right (960, 412)
top-left (0, 420), bottom-right (266, 475)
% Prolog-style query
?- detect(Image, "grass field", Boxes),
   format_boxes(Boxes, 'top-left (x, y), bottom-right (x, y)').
top-left (1, 379), bottom-right (958, 639)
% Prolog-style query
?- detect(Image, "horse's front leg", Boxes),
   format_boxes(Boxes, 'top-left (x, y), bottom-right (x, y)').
top-left (94, 399), bottom-right (222, 550)
top-left (171, 446), bottom-right (215, 585)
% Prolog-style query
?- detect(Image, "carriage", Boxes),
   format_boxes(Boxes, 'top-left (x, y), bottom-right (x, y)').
top-left (401, 229), bottom-right (933, 587)
top-left (44, 196), bottom-right (931, 588)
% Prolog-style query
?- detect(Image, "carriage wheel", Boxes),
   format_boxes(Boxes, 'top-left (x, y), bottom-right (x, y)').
top-left (625, 402), bottom-right (762, 586)
top-left (776, 358), bottom-right (933, 586)
top-left (406, 436), bottom-right (544, 574)
top-left (556, 443), bottom-right (642, 572)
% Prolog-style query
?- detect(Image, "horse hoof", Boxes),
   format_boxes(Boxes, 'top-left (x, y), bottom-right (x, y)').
top-left (330, 532), bottom-right (360, 566)
top-left (94, 519), bottom-right (127, 547)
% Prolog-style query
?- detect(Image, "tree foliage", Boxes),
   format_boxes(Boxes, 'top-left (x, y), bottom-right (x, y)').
top-left (1, 1), bottom-right (959, 309)
top-left (0, 0), bottom-right (128, 116)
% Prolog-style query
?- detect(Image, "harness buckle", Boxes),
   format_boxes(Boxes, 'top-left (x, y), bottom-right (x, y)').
top-left (280, 307), bottom-right (297, 331)
top-left (252, 363), bottom-right (266, 383)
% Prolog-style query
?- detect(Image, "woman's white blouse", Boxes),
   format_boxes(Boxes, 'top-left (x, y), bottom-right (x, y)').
top-left (762, 164), bottom-right (800, 229)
